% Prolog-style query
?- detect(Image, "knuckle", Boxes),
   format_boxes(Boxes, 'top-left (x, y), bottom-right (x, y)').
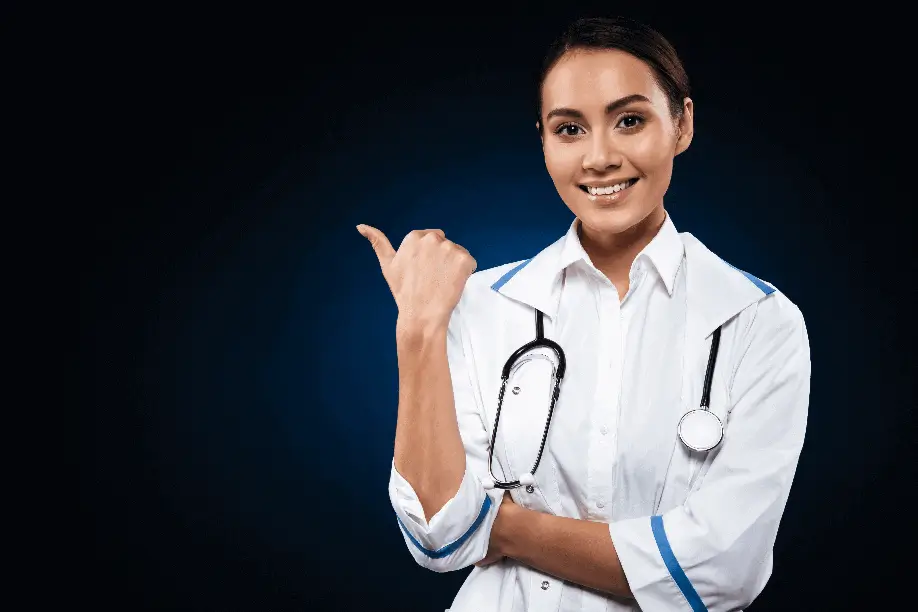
top-left (455, 250), bottom-right (475, 269)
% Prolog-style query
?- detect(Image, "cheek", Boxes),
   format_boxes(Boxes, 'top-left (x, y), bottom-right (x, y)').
top-left (630, 131), bottom-right (676, 173)
top-left (543, 143), bottom-right (582, 182)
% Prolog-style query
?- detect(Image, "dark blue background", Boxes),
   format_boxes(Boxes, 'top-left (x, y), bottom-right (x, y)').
top-left (83, 7), bottom-right (915, 611)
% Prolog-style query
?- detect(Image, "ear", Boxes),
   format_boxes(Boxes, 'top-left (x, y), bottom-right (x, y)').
top-left (536, 121), bottom-right (544, 147)
top-left (674, 97), bottom-right (694, 156)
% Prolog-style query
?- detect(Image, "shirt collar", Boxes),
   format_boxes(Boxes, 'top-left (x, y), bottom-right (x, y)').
top-left (635, 211), bottom-right (685, 296)
top-left (556, 210), bottom-right (684, 296)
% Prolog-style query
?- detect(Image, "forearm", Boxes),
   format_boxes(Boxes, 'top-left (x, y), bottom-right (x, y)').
top-left (498, 506), bottom-right (633, 599)
top-left (392, 317), bottom-right (467, 520)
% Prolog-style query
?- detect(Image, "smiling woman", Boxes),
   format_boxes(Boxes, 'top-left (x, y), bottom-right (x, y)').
top-left (360, 16), bottom-right (810, 612)
top-left (536, 20), bottom-right (693, 290)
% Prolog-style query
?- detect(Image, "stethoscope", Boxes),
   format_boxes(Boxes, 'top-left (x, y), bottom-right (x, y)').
top-left (484, 308), bottom-right (724, 491)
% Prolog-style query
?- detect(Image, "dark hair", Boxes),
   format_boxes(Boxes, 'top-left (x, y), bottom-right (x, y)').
top-left (537, 17), bottom-right (690, 126)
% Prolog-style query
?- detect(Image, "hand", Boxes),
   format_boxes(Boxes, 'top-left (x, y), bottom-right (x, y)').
top-left (476, 492), bottom-right (519, 567)
top-left (357, 224), bottom-right (477, 330)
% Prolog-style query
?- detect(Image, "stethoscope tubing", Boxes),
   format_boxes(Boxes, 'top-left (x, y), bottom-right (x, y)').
top-left (486, 309), bottom-right (723, 490)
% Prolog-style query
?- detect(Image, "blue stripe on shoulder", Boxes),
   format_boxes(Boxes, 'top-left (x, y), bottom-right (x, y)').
top-left (396, 494), bottom-right (492, 559)
top-left (651, 515), bottom-right (708, 611)
top-left (490, 258), bottom-right (533, 292)
top-left (724, 261), bottom-right (776, 295)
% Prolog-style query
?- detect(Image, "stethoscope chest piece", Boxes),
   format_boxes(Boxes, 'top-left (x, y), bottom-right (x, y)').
top-left (677, 325), bottom-right (725, 453)
top-left (677, 408), bottom-right (723, 452)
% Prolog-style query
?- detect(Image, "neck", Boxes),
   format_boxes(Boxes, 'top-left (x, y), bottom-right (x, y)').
top-left (578, 205), bottom-right (666, 287)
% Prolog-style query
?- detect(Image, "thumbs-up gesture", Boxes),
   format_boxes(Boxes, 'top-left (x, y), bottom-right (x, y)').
top-left (357, 225), bottom-right (478, 331)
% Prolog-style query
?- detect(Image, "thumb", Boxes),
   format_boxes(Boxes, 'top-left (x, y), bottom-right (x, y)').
top-left (357, 224), bottom-right (396, 268)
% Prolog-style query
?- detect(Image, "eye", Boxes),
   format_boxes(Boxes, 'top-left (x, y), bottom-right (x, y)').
top-left (617, 114), bottom-right (645, 130)
top-left (554, 122), bottom-right (585, 137)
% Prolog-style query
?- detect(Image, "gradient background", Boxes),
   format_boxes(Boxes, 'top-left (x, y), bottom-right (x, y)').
top-left (83, 7), bottom-right (916, 611)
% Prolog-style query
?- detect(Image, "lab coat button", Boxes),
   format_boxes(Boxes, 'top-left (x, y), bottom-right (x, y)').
top-left (600, 425), bottom-right (608, 435)
top-left (597, 500), bottom-right (605, 509)
top-left (512, 386), bottom-right (521, 395)
top-left (541, 580), bottom-right (550, 590)
top-left (526, 484), bottom-right (535, 494)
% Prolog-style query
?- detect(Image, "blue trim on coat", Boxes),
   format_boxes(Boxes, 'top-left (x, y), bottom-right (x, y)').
top-left (724, 261), bottom-right (776, 295)
top-left (490, 258), bottom-right (533, 292)
top-left (396, 495), bottom-right (492, 559)
top-left (650, 515), bottom-right (708, 612)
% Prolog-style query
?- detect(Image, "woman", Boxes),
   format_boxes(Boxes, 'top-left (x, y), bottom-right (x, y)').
top-left (357, 16), bottom-right (810, 612)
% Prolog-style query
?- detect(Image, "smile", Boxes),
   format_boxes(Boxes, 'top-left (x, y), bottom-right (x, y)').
top-left (579, 178), bottom-right (639, 196)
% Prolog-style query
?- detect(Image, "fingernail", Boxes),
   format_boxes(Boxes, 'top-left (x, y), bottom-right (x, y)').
top-left (356, 225), bottom-right (366, 236)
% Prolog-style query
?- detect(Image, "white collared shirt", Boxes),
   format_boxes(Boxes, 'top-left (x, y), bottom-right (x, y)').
top-left (389, 212), bottom-right (810, 612)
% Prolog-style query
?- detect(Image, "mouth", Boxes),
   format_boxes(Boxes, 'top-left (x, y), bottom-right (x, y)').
top-left (578, 178), bottom-right (639, 197)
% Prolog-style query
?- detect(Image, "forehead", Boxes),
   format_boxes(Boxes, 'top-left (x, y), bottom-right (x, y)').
top-left (542, 49), bottom-right (666, 111)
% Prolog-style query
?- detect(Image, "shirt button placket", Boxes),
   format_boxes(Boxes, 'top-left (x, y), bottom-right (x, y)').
top-left (601, 286), bottom-right (622, 518)
top-left (590, 285), bottom-right (614, 519)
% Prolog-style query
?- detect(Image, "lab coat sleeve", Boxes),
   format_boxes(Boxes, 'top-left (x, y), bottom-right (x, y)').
top-left (388, 295), bottom-right (503, 573)
top-left (608, 294), bottom-right (811, 611)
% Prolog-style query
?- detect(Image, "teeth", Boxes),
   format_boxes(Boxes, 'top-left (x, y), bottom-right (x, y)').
top-left (587, 180), bottom-right (632, 196)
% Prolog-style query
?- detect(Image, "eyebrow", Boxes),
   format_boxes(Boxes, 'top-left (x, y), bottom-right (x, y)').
top-left (545, 94), bottom-right (651, 121)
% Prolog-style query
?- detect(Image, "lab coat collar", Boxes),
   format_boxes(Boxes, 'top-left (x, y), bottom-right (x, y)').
top-left (489, 234), bottom-right (566, 320)
top-left (681, 231), bottom-right (776, 339)
top-left (491, 217), bottom-right (775, 339)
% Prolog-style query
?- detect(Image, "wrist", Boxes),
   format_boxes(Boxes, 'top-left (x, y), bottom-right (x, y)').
top-left (396, 315), bottom-right (448, 345)
top-left (494, 500), bottom-right (529, 559)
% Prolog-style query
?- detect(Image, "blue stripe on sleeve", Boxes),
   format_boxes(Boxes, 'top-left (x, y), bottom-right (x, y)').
top-left (396, 494), bottom-right (493, 559)
top-left (650, 515), bottom-right (708, 612)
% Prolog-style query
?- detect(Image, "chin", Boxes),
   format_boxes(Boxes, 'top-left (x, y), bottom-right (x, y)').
top-left (577, 204), bottom-right (651, 236)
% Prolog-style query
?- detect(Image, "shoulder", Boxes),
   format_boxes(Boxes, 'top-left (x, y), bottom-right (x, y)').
top-left (719, 254), bottom-right (805, 336)
top-left (715, 256), bottom-right (807, 359)
top-left (749, 289), bottom-right (807, 352)
top-left (723, 258), bottom-right (804, 333)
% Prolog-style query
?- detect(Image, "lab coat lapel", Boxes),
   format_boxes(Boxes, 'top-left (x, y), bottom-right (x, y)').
top-left (682, 232), bottom-right (773, 342)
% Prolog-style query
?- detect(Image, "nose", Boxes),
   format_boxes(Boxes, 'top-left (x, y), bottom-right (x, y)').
top-left (582, 131), bottom-right (623, 173)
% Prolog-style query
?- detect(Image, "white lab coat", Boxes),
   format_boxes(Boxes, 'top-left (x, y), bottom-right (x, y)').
top-left (388, 215), bottom-right (810, 612)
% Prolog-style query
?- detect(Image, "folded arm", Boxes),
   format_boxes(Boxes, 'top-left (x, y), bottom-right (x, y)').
top-left (388, 296), bottom-right (504, 572)
top-left (491, 496), bottom-right (633, 597)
